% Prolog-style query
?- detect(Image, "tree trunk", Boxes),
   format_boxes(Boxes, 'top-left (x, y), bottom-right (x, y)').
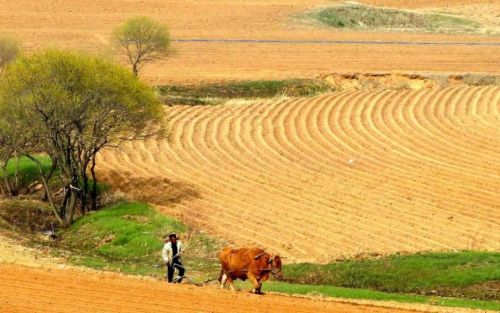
top-left (64, 190), bottom-right (77, 227)
top-left (42, 160), bottom-right (58, 201)
top-left (24, 154), bottom-right (64, 225)
top-left (132, 63), bottom-right (139, 76)
top-left (90, 154), bottom-right (98, 211)
top-left (13, 151), bottom-right (20, 194)
top-left (80, 171), bottom-right (88, 215)
top-left (2, 164), bottom-right (14, 197)
top-left (40, 174), bottom-right (64, 225)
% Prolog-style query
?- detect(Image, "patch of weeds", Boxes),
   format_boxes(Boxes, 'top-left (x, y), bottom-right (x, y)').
top-left (307, 5), bottom-right (480, 33)
top-left (157, 79), bottom-right (332, 106)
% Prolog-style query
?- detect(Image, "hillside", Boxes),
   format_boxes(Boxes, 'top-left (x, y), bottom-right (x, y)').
top-left (97, 86), bottom-right (500, 263)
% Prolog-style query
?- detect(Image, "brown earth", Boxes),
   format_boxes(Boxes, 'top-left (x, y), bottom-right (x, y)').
top-left (0, 0), bottom-right (499, 83)
top-left (0, 264), bottom-right (493, 313)
top-left (97, 86), bottom-right (500, 263)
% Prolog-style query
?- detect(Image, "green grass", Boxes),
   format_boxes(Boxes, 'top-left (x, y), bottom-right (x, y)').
top-left (60, 202), bottom-right (221, 278)
top-left (308, 5), bottom-right (480, 33)
top-left (157, 79), bottom-right (332, 105)
top-left (0, 155), bottom-right (108, 197)
top-left (263, 282), bottom-right (500, 311)
top-left (0, 155), bottom-right (53, 188)
top-left (283, 251), bottom-right (500, 300)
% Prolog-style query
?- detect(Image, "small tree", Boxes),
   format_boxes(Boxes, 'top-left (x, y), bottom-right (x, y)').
top-left (0, 50), bottom-right (164, 226)
top-left (0, 36), bottom-right (19, 74)
top-left (113, 16), bottom-right (170, 76)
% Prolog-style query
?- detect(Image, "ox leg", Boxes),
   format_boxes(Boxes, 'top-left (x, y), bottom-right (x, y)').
top-left (248, 275), bottom-right (262, 294)
top-left (226, 276), bottom-right (236, 291)
top-left (220, 273), bottom-right (228, 289)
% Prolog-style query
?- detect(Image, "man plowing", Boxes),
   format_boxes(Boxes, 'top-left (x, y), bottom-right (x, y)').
top-left (162, 233), bottom-right (185, 283)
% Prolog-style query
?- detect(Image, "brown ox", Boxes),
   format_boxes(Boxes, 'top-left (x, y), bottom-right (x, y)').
top-left (218, 247), bottom-right (282, 294)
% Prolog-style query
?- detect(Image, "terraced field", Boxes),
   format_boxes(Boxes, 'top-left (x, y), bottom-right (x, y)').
top-left (97, 86), bottom-right (500, 263)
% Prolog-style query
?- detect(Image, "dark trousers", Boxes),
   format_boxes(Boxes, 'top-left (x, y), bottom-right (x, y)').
top-left (166, 259), bottom-right (185, 283)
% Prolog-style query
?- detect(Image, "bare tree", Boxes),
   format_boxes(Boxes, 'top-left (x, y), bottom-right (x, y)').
top-left (113, 16), bottom-right (171, 76)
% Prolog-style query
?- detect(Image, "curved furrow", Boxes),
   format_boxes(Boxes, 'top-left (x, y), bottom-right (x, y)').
top-left (201, 103), bottom-right (332, 255)
top-left (297, 90), bottom-right (442, 250)
top-left (440, 87), bottom-right (500, 148)
top-left (312, 92), bottom-right (446, 246)
top-left (407, 88), bottom-right (500, 206)
top-left (265, 94), bottom-right (409, 250)
top-left (325, 90), bottom-right (497, 250)
top-left (381, 90), bottom-right (500, 236)
top-left (340, 90), bottom-right (460, 249)
top-left (157, 105), bottom-right (307, 258)
top-left (348, 90), bottom-right (474, 248)
top-left (177, 104), bottom-right (323, 257)
top-left (425, 87), bottom-right (500, 169)
top-left (379, 88), bottom-right (499, 222)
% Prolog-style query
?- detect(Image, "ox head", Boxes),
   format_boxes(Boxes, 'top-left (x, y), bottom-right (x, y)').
top-left (268, 255), bottom-right (283, 280)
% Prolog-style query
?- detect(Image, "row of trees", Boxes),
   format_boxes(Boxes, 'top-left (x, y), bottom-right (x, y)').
top-left (0, 16), bottom-right (170, 226)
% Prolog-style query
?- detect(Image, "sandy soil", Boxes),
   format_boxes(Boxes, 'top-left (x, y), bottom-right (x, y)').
top-left (0, 233), bottom-right (64, 268)
top-left (97, 86), bottom-right (500, 263)
top-left (1, 264), bottom-right (495, 313)
top-left (0, 0), bottom-right (498, 83)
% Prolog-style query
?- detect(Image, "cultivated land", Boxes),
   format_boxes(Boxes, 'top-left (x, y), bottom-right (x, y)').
top-left (97, 86), bottom-right (500, 263)
top-left (0, 0), bottom-right (499, 83)
top-left (1, 1), bottom-right (500, 312)
top-left (0, 264), bottom-right (481, 313)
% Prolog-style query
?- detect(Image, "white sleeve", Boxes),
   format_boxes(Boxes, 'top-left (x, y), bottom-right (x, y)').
top-left (162, 243), bottom-right (170, 263)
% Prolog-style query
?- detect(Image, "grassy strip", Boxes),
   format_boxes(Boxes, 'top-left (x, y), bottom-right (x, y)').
top-left (157, 79), bottom-right (332, 105)
top-left (0, 155), bottom-right (53, 188)
top-left (0, 155), bottom-right (107, 194)
top-left (283, 252), bottom-right (500, 300)
top-left (59, 202), bottom-right (221, 279)
top-left (263, 282), bottom-right (500, 311)
top-left (308, 5), bottom-right (480, 33)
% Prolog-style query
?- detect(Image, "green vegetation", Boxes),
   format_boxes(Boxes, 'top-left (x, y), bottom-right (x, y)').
top-left (113, 16), bottom-right (171, 76)
top-left (0, 156), bottom-right (53, 188)
top-left (59, 202), bottom-right (221, 278)
top-left (308, 5), bottom-right (480, 33)
top-left (158, 79), bottom-right (332, 105)
top-left (263, 282), bottom-right (500, 311)
top-left (283, 252), bottom-right (500, 300)
top-left (0, 49), bottom-right (164, 225)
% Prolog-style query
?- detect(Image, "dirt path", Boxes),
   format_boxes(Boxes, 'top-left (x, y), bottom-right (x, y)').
top-left (0, 233), bottom-right (63, 268)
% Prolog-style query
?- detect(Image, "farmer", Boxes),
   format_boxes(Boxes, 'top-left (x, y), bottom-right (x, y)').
top-left (162, 233), bottom-right (185, 283)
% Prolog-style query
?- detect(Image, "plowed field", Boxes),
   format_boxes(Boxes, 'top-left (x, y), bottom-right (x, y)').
top-left (97, 86), bottom-right (500, 263)
top-left (1, 264), bottom-right (495, 313)
top-left (0, 0), bottom-right (499, 83)
top-left (1, 265), bottom-right (430, 313)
